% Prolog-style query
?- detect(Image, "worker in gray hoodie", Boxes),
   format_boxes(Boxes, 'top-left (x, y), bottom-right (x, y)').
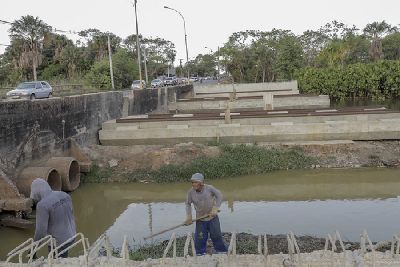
top-left (30, 178), bottom-right (76, 258)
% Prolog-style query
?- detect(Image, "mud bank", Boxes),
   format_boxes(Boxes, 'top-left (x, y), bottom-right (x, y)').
top-left (82, 141), bottom-right (400, 183)
top-left (126, 233), bottom-right (374, 261)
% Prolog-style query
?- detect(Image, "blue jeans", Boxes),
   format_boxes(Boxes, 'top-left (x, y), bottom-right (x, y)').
top-left (194, 216), bottom-right (227, 255)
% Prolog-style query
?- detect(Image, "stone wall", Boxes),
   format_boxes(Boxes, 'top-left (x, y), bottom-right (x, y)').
top-left (0, 92), bottom-right (124, 177)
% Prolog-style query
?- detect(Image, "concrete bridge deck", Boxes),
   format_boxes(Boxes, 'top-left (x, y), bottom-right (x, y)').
top-left (99, 107), bottom-right (400, 145)
top-left (193, 81), bottom-right (299, 98)
top-left (169, 94), bottom-right (330, 112)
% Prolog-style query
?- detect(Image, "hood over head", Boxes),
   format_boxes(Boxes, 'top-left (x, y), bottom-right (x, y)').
top-left (30, 178), bottom-right (52, 203)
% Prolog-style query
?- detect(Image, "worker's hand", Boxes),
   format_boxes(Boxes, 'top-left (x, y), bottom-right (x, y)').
top-left (184, 215), bottom-right (193, 226)
top-left (209, 206), bottom-right (219, 218)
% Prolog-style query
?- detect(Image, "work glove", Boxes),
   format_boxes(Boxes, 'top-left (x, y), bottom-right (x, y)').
top-left (209, 206), bottom-right (219, 218)
top-left (184, 214), bottom-right (193, 225)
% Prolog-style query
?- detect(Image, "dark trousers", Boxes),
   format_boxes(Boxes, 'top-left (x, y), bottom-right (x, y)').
top-left (48, 240), bottom-right (73, 258)
top-left (194, 216), bottom-right (227, 255)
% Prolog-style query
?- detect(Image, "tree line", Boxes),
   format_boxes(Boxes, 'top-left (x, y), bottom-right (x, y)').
top-left (1, 16), bottom-right (400, 98)
top-left (0, 15), bottom-right (176, 89)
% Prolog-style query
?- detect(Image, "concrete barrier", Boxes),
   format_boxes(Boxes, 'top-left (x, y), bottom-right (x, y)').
top-left (99, 112), bottom-right (400, 145)
top-left (169, 95), bottom-right (330, 112)
top-left (194, 80), bottom-right (298, 95)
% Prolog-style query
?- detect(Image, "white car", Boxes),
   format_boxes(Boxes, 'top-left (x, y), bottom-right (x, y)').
top-left (151, 79), bottom-right (164, 88)
top-left (6, 81), bottom-right (53, 100)
top-left (131, 80), bottom-right (146, 89)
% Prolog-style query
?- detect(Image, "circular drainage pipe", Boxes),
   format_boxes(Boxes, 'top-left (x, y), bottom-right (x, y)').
top-left (17, 167), bottom-right (62, 197)
top-left (46, 157), bottom-right (80, 192)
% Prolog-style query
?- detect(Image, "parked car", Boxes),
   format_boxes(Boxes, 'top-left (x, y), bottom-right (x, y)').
top-left (163, 77), bottom-right (177, 86)
top-left (151, 79), bottom-right (164, 88)
top-left (6, 81), bottom-right (53, 100)
top-left (131, 80), bottom-right (146, 89)
top-left (189, 76), bottom-right (199, 82)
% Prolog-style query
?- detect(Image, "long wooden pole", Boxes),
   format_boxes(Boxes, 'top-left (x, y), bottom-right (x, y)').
top-left (144, 213), bottom-right (217, 240)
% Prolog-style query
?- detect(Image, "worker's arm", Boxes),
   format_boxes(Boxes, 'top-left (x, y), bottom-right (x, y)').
top-left (184, 191), bottom-right (193, 225)
top-left (34, 204), bottom-right (49, 241)
top-left (209, 185), bottom-right (223, 208)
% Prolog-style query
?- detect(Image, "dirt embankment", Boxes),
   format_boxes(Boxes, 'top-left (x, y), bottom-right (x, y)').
top-left (126, 232), bottom-right (392, 260)
top-left (84, 141), bottom-right (400, 182)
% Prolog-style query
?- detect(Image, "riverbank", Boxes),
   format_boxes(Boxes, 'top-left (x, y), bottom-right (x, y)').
top-left (81, 141), bottom-right (400, 183)
top-left (126, 232), bottom-right (390, 261)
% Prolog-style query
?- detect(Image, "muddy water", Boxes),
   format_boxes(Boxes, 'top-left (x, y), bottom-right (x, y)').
top-left (1, 168), bottom-right (400, 259)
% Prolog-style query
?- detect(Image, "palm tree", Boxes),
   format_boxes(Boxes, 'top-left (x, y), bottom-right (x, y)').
top-left (9, 15), bottom-right (51, 80)
top-left (363, 21), bottom-right (398, 61)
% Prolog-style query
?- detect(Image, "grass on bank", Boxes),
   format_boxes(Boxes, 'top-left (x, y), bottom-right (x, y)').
top-left (82, 144), bottom-right (315, 183)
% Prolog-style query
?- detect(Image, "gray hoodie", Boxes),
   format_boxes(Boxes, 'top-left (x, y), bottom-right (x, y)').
top-left (30, 178), bottom-right (76, 245)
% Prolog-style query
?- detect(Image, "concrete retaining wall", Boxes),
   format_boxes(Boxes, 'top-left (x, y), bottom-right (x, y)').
top-left (0, 92), bottom-right (125, 176)
top-left (194, 81), bottom-right (299, 97)
top-left (169, 95), bottom-right (330, 112)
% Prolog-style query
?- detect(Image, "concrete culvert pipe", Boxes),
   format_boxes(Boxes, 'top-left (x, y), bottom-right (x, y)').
top-left (17, 167), bottom-right (62, 197)
top-left (46, 157), bottom-right (80, 192)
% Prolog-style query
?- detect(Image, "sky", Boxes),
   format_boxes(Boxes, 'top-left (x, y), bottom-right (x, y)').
top-left (0, 0), bottom-right (399, 64)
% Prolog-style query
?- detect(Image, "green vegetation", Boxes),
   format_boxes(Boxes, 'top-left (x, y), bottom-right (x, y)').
top-left (296, 61), bottom-right (400, 99)
top-left (2, 16), bottom-right (399, 99)
top-left (83, 145), bottom-right (315, 183)
top-left (0, 16), bottom-right (176, 88)
top-left (144, 145), bottom-right (314, 183)
top-left (81, 165), bottom-right (113, 183)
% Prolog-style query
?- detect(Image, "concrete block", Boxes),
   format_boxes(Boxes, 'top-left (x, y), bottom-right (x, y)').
top-left (116, 126), bottom-right (139, 130)
top-left (271, 122), bottom-right (294, 126)
top-left (173, 114), bottom-right (194, 118)
top-left (167, 125), bottom-right (189, 129)
top-left (268, 111), bottom-right (288, 114)
top-left (324, 121), bottom-right (349, 124)
top-left (315, 109), bottom-right (338, 113)
top-left (218, 124), bottom-right (241, 128)
top-left (219, 112), bottom-right (240, 116)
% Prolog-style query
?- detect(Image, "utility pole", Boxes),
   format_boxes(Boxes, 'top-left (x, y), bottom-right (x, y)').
top-left (179, 59), bottom-right (183, 77)
top-left (217, 46), bottom-right (220, 77)
top-left (107, 35), bottom-right (115, 90)
top-left (143, 47), bottom-right (148, 85)
top-left (134, 0), bottom-right (143, 89)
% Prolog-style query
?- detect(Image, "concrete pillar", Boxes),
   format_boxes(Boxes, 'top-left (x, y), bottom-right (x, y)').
top-left (122, 97), bottom-right (129, 117)
top-left (263, 93), bottom-right (274, 110)
top-left (157, 87), bottom-right (161, 112)
top-left (225, 102), bottom-right (232, 124)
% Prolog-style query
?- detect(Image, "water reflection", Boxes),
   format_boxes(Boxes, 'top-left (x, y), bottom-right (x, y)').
top-left (107, 198), bottom-right (400, 247)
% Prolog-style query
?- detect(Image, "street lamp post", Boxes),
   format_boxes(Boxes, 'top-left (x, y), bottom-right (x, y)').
top-left (164, 6), bottom-right (189, 80)
top-left (133, 0), bottom-right (143, 89)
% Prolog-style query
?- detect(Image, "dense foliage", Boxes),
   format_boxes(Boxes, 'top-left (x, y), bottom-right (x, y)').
top-left (2, 16), bottom-right (400, 99)
top-left (296, 61), bottom-right (400, 99)
top-left (0, 16), bottom-right (176, 89)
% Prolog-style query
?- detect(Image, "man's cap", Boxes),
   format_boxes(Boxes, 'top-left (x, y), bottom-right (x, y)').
top-left (190, 173), bottom-right (204, 182)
